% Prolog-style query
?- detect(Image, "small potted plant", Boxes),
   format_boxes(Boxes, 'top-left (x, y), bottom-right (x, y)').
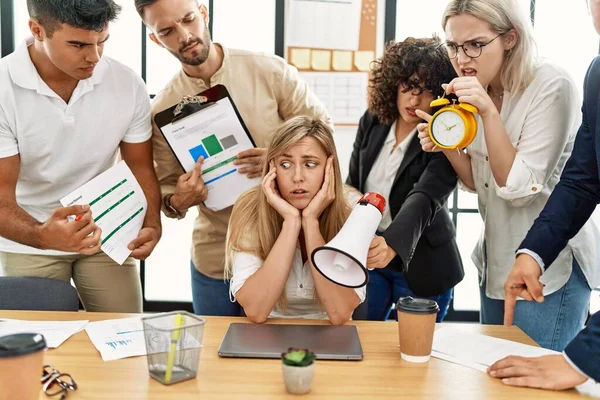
top-left (281, 347), bottom-right (316, 395)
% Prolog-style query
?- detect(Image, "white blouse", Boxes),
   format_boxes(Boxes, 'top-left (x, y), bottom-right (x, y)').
top-left (364, 122), bottom-right (417, 231)
top-left (465, 61), bottom-right (600, 299)
top-left (230, 247), bottom-right (366, 319)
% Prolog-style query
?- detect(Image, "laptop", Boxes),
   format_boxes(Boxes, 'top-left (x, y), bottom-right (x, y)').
top-left (218, 323), bottom-right (363, 361)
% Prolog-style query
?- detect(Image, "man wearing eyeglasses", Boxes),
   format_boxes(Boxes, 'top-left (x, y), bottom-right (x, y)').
top-left (134, 0), bottom-right (331, 316)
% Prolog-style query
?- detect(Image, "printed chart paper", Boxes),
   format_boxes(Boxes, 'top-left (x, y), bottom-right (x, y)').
top-left (60, 161), bottom-right (147, 265)
top-left (85, 317), bottom-right (147, 361)
top-left (158, 97), bottom-right (260, 211)
top-left (85, 317), bottom-right (201, 362)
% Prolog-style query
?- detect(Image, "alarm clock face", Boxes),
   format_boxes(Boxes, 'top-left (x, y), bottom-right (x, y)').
top-left (431, 110), bottom-right (466, 147)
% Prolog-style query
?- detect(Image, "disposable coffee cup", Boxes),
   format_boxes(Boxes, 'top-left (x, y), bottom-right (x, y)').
top-left (0, 333), bottom-right (47, 400)
top-left (396, 297), bottom-right (439, 363)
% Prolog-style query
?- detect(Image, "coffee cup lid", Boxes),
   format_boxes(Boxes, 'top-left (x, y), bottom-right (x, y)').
top-left (0, 333), bottom-right (47, 358)
top-left (396, 297), bottom-right (439, 315)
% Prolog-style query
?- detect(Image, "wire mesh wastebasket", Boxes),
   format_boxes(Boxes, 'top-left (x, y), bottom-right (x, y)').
top-left (141, 311), bottom-right (206, 385)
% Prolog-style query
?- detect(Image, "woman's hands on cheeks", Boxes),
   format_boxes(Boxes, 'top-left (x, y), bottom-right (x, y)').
top-left (302, 156), bottom-right (335, 221)
top-left (415, 109), bottom-right (441, 153)
top-left (445, 78), bottom-right (495, 117)
top-left (262, 161), bottom-right (300, 221)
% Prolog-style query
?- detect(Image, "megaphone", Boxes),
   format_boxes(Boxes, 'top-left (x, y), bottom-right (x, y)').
top-left (311, 192), bottom-right (386, 288)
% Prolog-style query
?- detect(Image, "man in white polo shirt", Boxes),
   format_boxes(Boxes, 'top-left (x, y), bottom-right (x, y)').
top-left (0, 0), bottom-right (162, 312)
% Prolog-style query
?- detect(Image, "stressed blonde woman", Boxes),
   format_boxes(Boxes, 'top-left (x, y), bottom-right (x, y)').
top-left (226, 116), bottom-right (387, 325)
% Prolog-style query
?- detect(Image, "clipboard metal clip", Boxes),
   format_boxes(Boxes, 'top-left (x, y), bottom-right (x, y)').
top-left (173, 95), bottom-right (209, 117)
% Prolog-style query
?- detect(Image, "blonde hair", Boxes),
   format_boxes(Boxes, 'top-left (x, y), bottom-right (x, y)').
top-left (225, 116), bottom-right (352, 308)
top-left (442, 0), bottom-right (537, 93)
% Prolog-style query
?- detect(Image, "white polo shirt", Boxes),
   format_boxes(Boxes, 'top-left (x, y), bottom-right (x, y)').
top-left (0, 40), bottom-right (152, 255)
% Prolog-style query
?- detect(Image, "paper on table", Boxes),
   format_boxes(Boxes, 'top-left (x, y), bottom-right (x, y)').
top-left (60, 161), bottom-right (147, 265)
top-left (576, 379), bottom-right (600, 397)
top-left (431, 327), bottom-right (558, 372)
top-left (286, 0), bottom-right (362, 51)
top-left (0, 320), bottom-right (88, 348)
top-left (85, 317), bottom-right (147, 361)
top-left (85, 316), bottom-right (201, 362)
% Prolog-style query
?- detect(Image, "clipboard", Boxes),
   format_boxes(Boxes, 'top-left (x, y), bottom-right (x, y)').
top-left (154, 84), bottom-right (261, 211)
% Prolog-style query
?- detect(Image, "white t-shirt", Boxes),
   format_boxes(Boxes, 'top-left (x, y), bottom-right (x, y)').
top-left (230, 248), bottom-right (366, 320)
top-left (0, 40), bottom-right (152, 255)
top-left (465, 61), bottom-right (600, 299)
top-left (364, 122), bottom-right (417, 231)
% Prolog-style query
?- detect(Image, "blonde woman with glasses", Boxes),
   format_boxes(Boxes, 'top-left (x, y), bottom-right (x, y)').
top-left (417, 0), bottom-right (598, 351)
top-left (225, 117), bottom-right (385, 325)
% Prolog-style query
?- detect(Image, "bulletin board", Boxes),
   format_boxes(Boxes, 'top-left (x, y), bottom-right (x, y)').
top-left (285, 0), bottom-right (379, 125)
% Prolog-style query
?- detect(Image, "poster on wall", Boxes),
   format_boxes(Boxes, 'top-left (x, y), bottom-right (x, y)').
top-left (285, 0), bottom-right (378, 125)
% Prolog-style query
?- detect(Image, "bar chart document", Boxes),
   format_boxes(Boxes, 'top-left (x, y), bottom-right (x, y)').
top-left (85, 317), bottom-right (147, 361)
top-left (158, 97), bottom-right (260, 211)
top-left (85, 317), bottom-right (200, 361)
top-left (60, 161), bottom-right (147, 265)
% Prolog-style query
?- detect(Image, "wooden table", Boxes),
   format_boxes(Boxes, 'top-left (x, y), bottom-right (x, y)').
top-left (0, 310), bottom-right (588, 399)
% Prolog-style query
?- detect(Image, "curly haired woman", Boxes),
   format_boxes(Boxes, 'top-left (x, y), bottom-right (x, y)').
top-left (347, 36), bottom-right (463, 322)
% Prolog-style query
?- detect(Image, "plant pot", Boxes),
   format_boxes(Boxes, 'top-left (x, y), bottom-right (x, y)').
top-left (281, 362), bottom-right (315, 394)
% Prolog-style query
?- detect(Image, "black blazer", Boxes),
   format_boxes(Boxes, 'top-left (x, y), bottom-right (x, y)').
top-left (347, 111), bottom-right (464, 296)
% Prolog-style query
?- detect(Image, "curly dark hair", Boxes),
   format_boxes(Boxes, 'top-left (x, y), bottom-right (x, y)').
top-left (368, 37), bottom-right (457, 125)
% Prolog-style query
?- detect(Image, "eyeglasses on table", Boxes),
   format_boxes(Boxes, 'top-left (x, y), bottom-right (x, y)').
top-left (41, 364), bottom-right (77, 399)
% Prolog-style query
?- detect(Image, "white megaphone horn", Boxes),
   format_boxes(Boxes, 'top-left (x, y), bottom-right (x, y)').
top-left (311, 192), bottom-right (386, 288)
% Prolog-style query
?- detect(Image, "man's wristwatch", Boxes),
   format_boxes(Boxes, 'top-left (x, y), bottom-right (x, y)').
top-left (164, 194), bottom-right (185, 219)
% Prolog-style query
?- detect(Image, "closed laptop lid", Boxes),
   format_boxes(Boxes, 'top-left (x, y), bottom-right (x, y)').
top-left (218, 323), bottom-right (363, 361)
